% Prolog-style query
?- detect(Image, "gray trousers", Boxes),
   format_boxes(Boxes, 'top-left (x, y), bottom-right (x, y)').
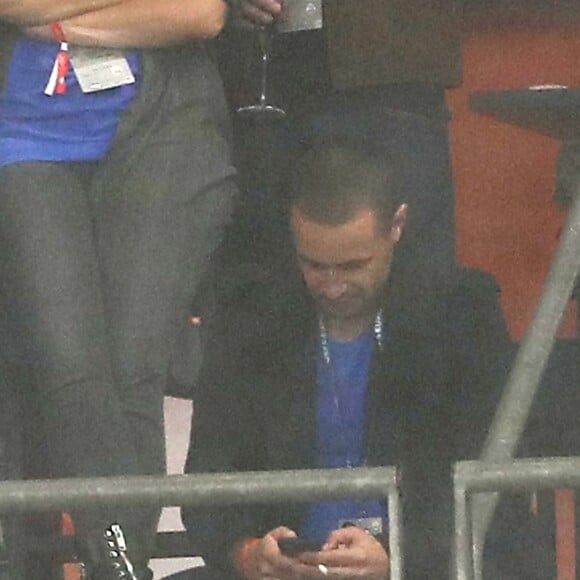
top-left (0, 43), bottom-right (236, 543)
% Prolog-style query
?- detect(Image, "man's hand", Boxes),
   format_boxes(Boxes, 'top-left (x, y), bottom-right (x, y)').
top-left (299, 526), bottom-right (390, 579)
top-left (229, 0), bottom-right (284, 28)
top-left (243, 526), bottom-right (331, 579)
top-left (243, 527), bottom-right (297, 579)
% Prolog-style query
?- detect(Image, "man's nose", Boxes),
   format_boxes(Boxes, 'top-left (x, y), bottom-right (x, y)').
top-left (317, 270), bottom-right (348, 300)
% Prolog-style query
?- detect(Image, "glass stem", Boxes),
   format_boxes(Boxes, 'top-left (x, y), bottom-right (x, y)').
top-left (258, 27), bottom-right (270, 106)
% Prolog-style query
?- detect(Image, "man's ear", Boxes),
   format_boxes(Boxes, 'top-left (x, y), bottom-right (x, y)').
top-left (391, 204), bottom-right (408, 242)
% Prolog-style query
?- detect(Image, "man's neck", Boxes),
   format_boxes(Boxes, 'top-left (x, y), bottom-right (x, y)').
top-left (323, 312), bottom-right (376, 342)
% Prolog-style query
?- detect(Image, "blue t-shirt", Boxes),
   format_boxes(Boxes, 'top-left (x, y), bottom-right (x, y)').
top-left (299, 331), bottom-right (387, 541)
top-left (0, 38), bottom-right (140, 167)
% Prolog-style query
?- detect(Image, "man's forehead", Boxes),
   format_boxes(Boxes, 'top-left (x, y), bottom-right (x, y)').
top-left (290, 205), bottom-right (379, 233)
top-left (291, 206), bottom-right (386, 263)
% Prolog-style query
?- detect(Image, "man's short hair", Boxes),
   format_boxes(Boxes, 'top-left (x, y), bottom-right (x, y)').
top-left (288, 142), bottom-right (404, 231)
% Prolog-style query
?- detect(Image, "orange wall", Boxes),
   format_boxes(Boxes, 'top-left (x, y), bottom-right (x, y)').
top-left (448, 24), bottom-right (580, 339)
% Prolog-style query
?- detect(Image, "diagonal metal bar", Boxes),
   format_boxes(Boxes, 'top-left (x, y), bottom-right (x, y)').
top-left (471, 177), bottom-right (580, 579)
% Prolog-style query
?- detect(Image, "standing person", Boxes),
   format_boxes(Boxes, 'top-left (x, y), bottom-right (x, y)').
top-left (0, 2), bottom-right (236, 577)
top-left (216, 0), bottom-right (460, 274)
top-left (182, 144), bottom-right (511, 579)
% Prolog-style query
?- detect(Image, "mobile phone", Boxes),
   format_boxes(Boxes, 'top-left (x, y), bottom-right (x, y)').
top-left (278, 537), bottom-right (324, 556)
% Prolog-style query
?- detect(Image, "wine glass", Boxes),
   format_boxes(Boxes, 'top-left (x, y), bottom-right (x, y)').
top-left (237, 25), bottom-right (286, 120)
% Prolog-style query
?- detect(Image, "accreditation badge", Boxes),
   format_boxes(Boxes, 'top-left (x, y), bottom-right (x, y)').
top-left (338, 517), bottom-right (383, 535)
top-left (69, 47), bottom-right (135, 93)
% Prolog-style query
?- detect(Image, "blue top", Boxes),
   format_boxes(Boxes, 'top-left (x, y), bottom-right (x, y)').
top-left (0, 38), bottom-right (140, 167)
top-left (299, 331), bottom-right (387, 541)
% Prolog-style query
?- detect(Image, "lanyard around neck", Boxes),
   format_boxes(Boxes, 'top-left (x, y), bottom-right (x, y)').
top-left (318, 310), bottom-right (383, 366)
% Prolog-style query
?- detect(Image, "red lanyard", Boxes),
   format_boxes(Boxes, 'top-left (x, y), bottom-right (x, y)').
top-left (48, 22), bottom-right (69, 95)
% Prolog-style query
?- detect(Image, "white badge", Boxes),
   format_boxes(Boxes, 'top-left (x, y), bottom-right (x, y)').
top-left (68, 47), bottom-right (135, 93)
top-left (276, 0), bottom-right (323, 33)
top-left (338, 517), bottom-right (383, 535)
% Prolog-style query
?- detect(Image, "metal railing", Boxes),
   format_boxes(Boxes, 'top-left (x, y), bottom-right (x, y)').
top-left (470, 178), bottom-right (580, 578)
top-left (0, 466), bottom-right (404, 579)
top-left (455, 457), bottom-right (580, 580)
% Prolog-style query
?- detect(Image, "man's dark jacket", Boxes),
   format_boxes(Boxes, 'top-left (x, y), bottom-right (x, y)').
top-left (183, 263), bottom-right (511, 579)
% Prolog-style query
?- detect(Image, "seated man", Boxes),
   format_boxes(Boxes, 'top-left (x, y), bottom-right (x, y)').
top-left (182, 143), bottom-right (511, 579)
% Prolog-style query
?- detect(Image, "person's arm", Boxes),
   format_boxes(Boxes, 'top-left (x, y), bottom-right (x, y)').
top-left (183, 373), bottom-right (262, 577)
top-left (0, 0), bottom-right (123, 27)
top-left (23, 0), bottom-right (226, 48)
top-left (181, 291), bottom-right (274, 577)
top-left (446, 268), bottom-right (514, 459)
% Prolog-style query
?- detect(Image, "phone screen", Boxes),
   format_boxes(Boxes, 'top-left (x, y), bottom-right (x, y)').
top-left (278, 537), bottom-right (324, 556)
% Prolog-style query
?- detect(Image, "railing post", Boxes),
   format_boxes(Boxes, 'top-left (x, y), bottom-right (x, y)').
top-left (387, 482), bottom-right (404, 580)
top-left (454, 465), bottom-right (473, 580)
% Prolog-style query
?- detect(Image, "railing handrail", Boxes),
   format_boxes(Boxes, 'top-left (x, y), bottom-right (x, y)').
top-left (454, 456), bottom-right (580, 580)
top-left (0, 466), bottom-right (397, 513)
top-left (456, 457), bottom-right (580, 492)
top-left (0, 466), bottom-right (405, 579)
